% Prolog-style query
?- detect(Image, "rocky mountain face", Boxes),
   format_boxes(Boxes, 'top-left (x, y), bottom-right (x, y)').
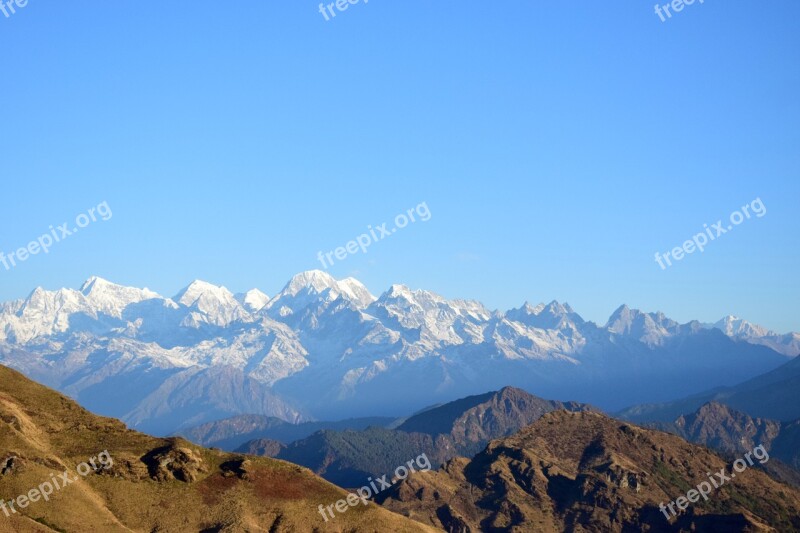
top-left (619, 354), bottom-right (800, 423)
top-left (0, 364), bottom-right (435, 532)
top-left (238, 388), bottom-right (593, 488)
top-left (650, 402), bottom-right (800, 486)
top-left (377, 411), bottom-right (800, 532)
top-left (657, 402), bottom-right (781, 455)
top-left (395, 387), bottom-right (593, 457)
top-left (0, 272), bottom-right (795, 435)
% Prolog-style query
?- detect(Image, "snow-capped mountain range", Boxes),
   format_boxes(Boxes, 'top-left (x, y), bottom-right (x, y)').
top-left (0, 272), bottom-right (796, 435)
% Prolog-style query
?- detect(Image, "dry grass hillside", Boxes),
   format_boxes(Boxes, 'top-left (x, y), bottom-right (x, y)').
top-left (0, 365), bottom-right (439, 533)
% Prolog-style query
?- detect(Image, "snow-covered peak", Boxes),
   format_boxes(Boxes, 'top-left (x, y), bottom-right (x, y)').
top-left (371, 284), bottom-right (489, 345)
top-left (80, 275), bottom-right (109, 294)
top-left (706, 316), bottom-right (798, 356)
top-left (525, 302), bottom-right (547, 315)
top-left (174, 280), bottom-right (233, 307)
top-left (376, 284), bottom-right (490, 319)
top-left (269, 271), bottom-right (375, 315)
top-left (80, 276), bottom-right (160, 317)
top-left (606, 304), bottom-right (640, 331)
top-left (606, 305), bottom-right (679, 345)
top-left (386, 284), bottom-right (414, 298)
top-left (543, 300), bottom-right (575, 316)
top-left (337, 277), bottom-right (377, 308)
top-left (23, 286), bottom-right (87, 315)
top-left (236, 289), bottom-right (271, 312)
top-left (0, 286), bottom-right (95, 343)
top-left (506, 300), bottom-right (584, 331)
top-left (379, 284), bottom-right (443, 305)
top-left (282, 270), bottom-right (339, 296)
top-left (173, 280), bottom-right (248, 327)
top-left (712, 315), bottom-right (774, 338)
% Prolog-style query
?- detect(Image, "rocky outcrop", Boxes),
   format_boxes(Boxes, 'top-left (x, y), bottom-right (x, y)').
top-left (143, 442), bottom-right (208, 482)
top-left (377, 411), bottom-right (800, 532)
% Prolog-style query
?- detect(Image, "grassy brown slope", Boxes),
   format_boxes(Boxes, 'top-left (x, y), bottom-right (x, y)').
top-left (377, 411), bottom-right (800, 532)
top-left (0, 365), bottom-right (439, 533)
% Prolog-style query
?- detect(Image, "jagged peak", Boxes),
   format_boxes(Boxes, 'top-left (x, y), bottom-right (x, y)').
top-left (381, 284), bottom-right (443, 301)
top-left (543, 300), bottom-right (576, 315)
top-left (282, 270), bottom-right (339, 295)
top-left (80, 276), bottom-right (159, 300)
top-left (269, 271), bottom-right (375, 311)
top-left (606, 304), bottom-right (646, 328)
top-left (712, 315), bottom-right (774, 338)
top-left (385, 283), bottom-right (411, 298)
top-left (174, 280), bottom-right (234, 307)
top-left (236, 289), bottom-right (271, 312)
top-left (80, 275), bottom-right (112, 294)
top-left (514, 302), bottom-right (545, 315)
top-left (26, 286), bottom-right (48, 299)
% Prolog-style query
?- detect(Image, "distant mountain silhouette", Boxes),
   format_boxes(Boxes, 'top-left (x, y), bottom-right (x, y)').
top-left (619, 355), bottom-right (800, 422)
top-left (178, 414), bottom-right (394, 450)
top-left (234, 438), bottom-right (285, 457)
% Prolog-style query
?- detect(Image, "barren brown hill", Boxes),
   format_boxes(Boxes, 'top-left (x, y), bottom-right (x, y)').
top-left (377, 410), bottom-right (800, 532)
top-left (0, 365), bottom-right (438, 533)
top-left (396, 387), bottom-right (594, 458)
top-left (252, 387), bottom-right (593, 488)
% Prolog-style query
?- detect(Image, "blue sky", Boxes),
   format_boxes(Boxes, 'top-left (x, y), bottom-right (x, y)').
top-left (1, 1), bottom-right (798, 332)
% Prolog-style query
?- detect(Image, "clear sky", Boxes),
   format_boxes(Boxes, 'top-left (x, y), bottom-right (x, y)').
top-left (1, 1), bottom-right (798, 332)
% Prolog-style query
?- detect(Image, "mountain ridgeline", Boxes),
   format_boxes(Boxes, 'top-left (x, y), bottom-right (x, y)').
top-left (179, 415), bottom-right (395, 450)
top-left (3, 363), bottom-right (799, 532)
top-left (377, 410), bottom-right (800, 532)
top-left (228, 387), bottom-right (594, 487)
top-left (619, 354), bottom-right (800, 423)
top-left (650, 401), bottom-right (800, 487)
top-left (0, 272), bottom-right (796, 435)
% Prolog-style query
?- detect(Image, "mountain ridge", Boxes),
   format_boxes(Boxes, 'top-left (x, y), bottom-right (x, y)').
top-left (377, 410), bottom-right (800, 531)
top-left (237, 387), bottom-right (593, 487)
top-left (0, 273), bottom-right (796, 435)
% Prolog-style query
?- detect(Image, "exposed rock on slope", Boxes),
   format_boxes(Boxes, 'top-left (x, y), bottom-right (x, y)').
top-left (396, 386), bottom-right (592, 457)
top-left (651, 402), bottom-right (800, 487)
top-left (0, 365), bottom-right (437, 532)
top-left (245, 387), bottom-right (593, 488)
top-left (377, 411), bottom-right (800, 532)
